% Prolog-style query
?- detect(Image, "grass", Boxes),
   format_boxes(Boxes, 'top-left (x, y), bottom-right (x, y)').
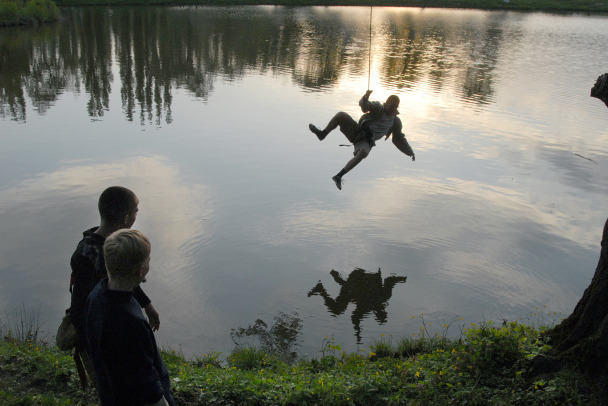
top-left (0, 309), bottom-right (599, 405)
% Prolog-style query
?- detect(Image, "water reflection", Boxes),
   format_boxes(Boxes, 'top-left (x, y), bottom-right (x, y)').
top-left (375, 9), bottom-right (507, 106)
top-left (0, 155), bottom-right (214, 319)
top-left (308, 268), bottom-right (407, 343)
top-left (1, 6), bottom-right (515, 123)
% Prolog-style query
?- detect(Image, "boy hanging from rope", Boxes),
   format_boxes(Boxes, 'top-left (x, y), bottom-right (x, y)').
top-left (308, 90), bottom-right (415, 190)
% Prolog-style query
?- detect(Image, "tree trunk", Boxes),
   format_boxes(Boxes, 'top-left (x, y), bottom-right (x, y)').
top-left (541, 73), bottom-right (608, 400)
top-left (545, 218), bottom-right (608, 376)
top-left (591, 73), bottom-right (608, 108)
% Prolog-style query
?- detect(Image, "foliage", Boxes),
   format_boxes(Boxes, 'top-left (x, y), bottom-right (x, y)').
top-left (0, 0), bottom-right (58, 26)
top-left (1, 317), bottom-right (596, 405)
top-left (0, 306), bottom-right (594, 404)
top-left (0, 339), bottom-right (97, 405)
top-left (227, 347), bottom-right (276, 370)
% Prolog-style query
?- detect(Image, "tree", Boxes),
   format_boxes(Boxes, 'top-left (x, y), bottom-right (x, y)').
top-left (542, 72), bottom-right (608, 400)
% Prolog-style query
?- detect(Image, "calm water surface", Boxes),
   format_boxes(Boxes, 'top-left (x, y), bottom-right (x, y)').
top-left (1, 6), bottom-right (608, 357)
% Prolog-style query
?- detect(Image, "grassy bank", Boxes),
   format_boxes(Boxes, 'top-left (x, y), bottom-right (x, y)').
top-left (0, 319), bottom-right (599, 405)
top-left (0, 0), bottom-right (59, 26)
top-left (50, 0), bottom-right (608, 13)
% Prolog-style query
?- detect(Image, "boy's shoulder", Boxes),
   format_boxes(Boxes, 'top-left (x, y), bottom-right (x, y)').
top-left (72, 227), bottom-right (105, 262)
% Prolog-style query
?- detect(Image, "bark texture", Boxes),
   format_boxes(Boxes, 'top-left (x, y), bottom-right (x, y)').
top-left (545, 219), bottom-right (608, 376)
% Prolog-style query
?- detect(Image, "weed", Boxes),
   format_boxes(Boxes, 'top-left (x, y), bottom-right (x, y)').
top-left (370, 333), bottom-right (395, 359)
top-left (1, 304), bottom-right (46, 343)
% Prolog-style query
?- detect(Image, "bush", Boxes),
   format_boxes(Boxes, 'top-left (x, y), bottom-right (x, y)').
top-left (0, 0), bottom-right (20, 25)
top-left (228, 347), bottom-right (271, 370)
top-left (0, 0), bottom-right (58, 26)
top-left (22, 0), bottom-right (58, 23)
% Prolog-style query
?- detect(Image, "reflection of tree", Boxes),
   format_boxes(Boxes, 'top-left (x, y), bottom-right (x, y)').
top-left (458, 18), bottom-right (504, 105)
top-left (80, 8), bottom-right (113, 118)
top-left (0, 25), bottom-right (69, 121)
top-left (376, 11), bottom-right (512, 105)
top-left (0, 30), bottom-right (28, 121)
top-left (1, 7), bottom-right (517, 122)
top-left (113, 8), bottom-right (175, 125)
top-left (308, 268), bottom-right (406, 343)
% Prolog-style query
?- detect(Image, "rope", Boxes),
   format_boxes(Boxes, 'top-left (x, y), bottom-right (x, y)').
top-left (368, 6), bottom-right (372, 91)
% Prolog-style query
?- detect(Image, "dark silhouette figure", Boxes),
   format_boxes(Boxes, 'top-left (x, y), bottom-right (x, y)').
top-left (308, 268), bottom-right (407, 343)
top-left (591, 73), bottom-right (608, 108)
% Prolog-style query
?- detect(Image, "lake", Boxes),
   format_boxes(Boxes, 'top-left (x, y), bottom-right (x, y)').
top-left (1, 5), bottom-right (608, 358)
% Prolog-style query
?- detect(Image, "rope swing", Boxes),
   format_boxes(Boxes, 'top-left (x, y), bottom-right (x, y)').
top-left (368, 6), bottom-right (373, 91)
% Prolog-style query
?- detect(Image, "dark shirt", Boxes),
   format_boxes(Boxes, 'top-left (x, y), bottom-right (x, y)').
top-left (357, 94), bottom-right (415, 158)
top-left (85, 279), bottom-right (171, 406)
top-left (70, 227), bottom-right (151, 346)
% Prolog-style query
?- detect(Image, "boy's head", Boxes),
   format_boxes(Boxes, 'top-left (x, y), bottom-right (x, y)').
top-left (104, 229), bottom-right (151, 283)
top-left (384, 95), bottom-right (400, 116)
top-left (98, 186), bottom-right (139, 228)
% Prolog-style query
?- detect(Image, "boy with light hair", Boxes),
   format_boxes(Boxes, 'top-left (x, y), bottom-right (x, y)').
top-left (85, 229), bottom-right (174, 406)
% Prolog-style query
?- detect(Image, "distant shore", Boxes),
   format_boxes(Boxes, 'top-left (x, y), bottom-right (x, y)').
top-left (53, 0), bottom-right (608, 13)
top-left (4, 0), bottom-right (606, 28)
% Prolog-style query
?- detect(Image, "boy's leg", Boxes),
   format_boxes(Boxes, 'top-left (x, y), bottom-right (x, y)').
top-left (309, 112), bottom-right (358, 142)
top-left (332, 146), bottom-right (370, 190)
top-left (161, 375), bottom-right (176, 406)
top-left (76, 345), bottom-right (98, 390)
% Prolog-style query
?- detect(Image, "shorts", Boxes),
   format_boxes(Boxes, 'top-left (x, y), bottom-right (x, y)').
top-left (353, 139), bottom-right (372, 156)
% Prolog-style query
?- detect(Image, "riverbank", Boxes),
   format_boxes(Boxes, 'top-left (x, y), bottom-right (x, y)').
top-left (0, 320), bottom-right (598, 405)
top-left (50, 0), bottom-right (608, 13)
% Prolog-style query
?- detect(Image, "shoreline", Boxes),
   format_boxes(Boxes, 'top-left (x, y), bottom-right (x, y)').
top-left (52, 0), bottom-right (608, 13)
top-left (3, 0), bottom-right (607, 28)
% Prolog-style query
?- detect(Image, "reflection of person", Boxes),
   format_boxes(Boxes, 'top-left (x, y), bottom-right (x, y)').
top-left (309, 90), bottom-right (415, 190)
top-left (86, 229), bottom-right (175, 406)
top-left (308, 268), bottom-right (407, 342)
top-left (69, 186), bottom-right (160, 388)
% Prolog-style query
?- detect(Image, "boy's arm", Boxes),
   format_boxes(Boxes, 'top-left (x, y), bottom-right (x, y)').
top-left (133, 286), bottom-right (159, 331)
top-left (144, 303), bottom-right (160, 331)
top-left (389, 117), bottom-right (415, 161)
top-left (359, 90), bottom-right (374, 112)
top-left (69, 254), bottom-right (98, 333)
top-left (130, 325), bottom-right (167, 405)
top-left (134, 285), bottom-right (152, 308)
